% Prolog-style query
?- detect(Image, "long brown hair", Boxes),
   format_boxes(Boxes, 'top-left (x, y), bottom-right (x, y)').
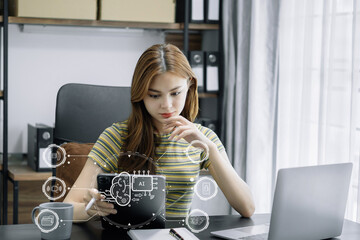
top-left (118, 43), bottom-right (199, 174)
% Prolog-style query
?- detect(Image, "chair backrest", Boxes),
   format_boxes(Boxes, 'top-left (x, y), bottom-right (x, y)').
top-left (52, 83), bottom-right (131, 201)
top-left (54, 83), bottom-right (131, 145)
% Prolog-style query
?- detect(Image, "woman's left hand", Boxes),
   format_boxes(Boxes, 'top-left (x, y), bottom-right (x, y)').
top-left (164, 116), bottom-right (214, 148)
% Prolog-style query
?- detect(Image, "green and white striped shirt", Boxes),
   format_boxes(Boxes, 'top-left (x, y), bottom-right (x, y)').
top-left (89, 120), bottom-right (224, 217)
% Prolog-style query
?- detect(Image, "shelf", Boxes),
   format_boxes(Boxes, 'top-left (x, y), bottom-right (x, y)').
top-left (0, 16), bottom-right (219, 30)
top-left (184, 23), bottom-right (219, 30)
top-left (9, 16), bottom-right (181, 29)
top-left (198, 92), bottom-right (218, 98)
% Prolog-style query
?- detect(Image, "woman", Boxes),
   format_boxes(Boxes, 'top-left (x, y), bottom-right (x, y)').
top-left (64, 43), bottom-right (255, 221)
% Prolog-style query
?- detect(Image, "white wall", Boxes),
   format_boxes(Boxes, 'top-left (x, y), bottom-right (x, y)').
top-left (1, 24), bottom-right (165, 153)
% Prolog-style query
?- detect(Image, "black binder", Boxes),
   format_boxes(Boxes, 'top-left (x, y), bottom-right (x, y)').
top-left (205, 51), bottom-right (219, 92)
top-left (205, 0), bottom-right (220, 23)
top-left (176, 0), bottom-right (205, 23)
top-left (189, 51), bottom-right (205, 92)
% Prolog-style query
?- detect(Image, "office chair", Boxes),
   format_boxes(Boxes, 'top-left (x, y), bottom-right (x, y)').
top-left (54, 83), bottom-right (131, 145)
top-left (51, 83), bottom-right (131, 201)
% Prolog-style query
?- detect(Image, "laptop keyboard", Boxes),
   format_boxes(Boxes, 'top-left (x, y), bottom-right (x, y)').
top-left (239, 233), bottom-right (268, 240)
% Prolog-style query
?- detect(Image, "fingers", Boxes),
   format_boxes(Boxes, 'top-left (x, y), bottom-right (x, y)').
top-left (164, 116), bottom-right (189, 126)
top-left (91, 202), bottom-right (117, 216)
top-left (164, 120), bottom-right (182, 130)
top-left (84, 188), bottom-right (116, 217)
top-left (168, 125), bottom-right (191, 141)
top-left (164, 116), bottom-right (207, 144)
top-left (176, 129), bottom-right (193, 141)
top-left (87, 207), bottom-right (115, 217)
top-left (88, 188), bottom-right (102, 200)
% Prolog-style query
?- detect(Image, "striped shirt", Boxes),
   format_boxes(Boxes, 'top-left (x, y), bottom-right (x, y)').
top-left (88, 120), bottom-right (224, 217)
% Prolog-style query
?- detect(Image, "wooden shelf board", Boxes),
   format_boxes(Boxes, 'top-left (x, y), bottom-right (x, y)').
top-left (8, 165), bottom-right (51, 181)
top-left (8, 16), bottom-right (181, 29)
top-left (186, 23), bottom-right (219, 30)
top-left (0, 16), bottom-right (219, 30)
top-left (198, 92), bottom-right (218, 98)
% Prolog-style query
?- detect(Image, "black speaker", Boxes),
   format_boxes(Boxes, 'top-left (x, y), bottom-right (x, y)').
top-left (189, 51), bottom-right (205, 92)
top-left (197, 117), bottom-right (218, 134)
top-left (205, 51), bottom-right (219, 93)
top-left (27, 124), bottom-right (54, 172)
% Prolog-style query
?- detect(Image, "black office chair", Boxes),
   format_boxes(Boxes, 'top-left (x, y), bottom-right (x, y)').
top-left (54, 83), bottom-right (131, 145)
top-left (51, 83), bottom-right (131, 201)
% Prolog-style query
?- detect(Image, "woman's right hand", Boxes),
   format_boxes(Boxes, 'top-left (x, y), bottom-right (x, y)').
top-left (84, 188), bottom-right (117, 217)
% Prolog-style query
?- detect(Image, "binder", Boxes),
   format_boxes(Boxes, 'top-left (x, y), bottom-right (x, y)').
top-left (205, 0), bottom-right (220, 23)
top-left (189, 51), bottom-right (205, 92)
top-left (205, 51), bottom-right (219, 92)
top-left (176, 0), bottom-right (205, 23)
top-left (190, 0), bottom-right (205, 22)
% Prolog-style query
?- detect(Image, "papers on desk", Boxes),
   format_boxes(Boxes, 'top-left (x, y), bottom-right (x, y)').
top-left (127, 227), bottom-right (199, 240)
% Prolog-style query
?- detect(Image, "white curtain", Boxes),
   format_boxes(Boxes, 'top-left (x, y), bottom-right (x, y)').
top-left (222, 0), bottom-right (281, 213)
top-left (222, 0), bottom-right (360, 222)
top-left (278, 0), bottom-right (360, 222)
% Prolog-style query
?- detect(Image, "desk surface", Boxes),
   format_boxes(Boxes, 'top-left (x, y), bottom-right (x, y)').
top-left (0, 214), bottom-right (359, 240)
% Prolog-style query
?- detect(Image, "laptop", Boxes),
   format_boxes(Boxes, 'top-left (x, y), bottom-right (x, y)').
top-left (211, 163), bottom-right (353, 240)
top-left (97, 172), bottom-right (166, 231)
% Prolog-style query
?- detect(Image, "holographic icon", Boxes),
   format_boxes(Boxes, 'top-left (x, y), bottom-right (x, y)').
top-left (185, 140), bottom-right (209, 164)
top-left (202, 182), bottom-right (211, 196)
top-left (41, 215), bottom-right (55, 227)
top-left (34, 209), bottom-right (59, 233)
top-left (110, 172), bottom-right (131, 206)
top-left (42, 144), bottom-right (66, 168)
top-left (42, 176), bottom-right (67, 201)
top-left (186, 209), bottom-right (209, 233)
top-left (132, 175), bottom-right (154, 192)
top-left (194, 176), bottom-right (218, 201)
top-left (105, 171), bottom-right (156, 207)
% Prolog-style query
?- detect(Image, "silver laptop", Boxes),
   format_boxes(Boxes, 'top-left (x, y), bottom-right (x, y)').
top-left (211, 163), bottom-right (353, 240)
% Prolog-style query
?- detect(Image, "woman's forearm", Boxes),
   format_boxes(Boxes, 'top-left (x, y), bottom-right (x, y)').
top-left (208, 144), bottom-right (255, 217)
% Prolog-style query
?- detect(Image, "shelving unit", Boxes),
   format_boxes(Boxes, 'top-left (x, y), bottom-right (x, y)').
top-left (1, 0), bottom-right (9, 225)
top-left (0, 0), bottom-right (221, 224)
